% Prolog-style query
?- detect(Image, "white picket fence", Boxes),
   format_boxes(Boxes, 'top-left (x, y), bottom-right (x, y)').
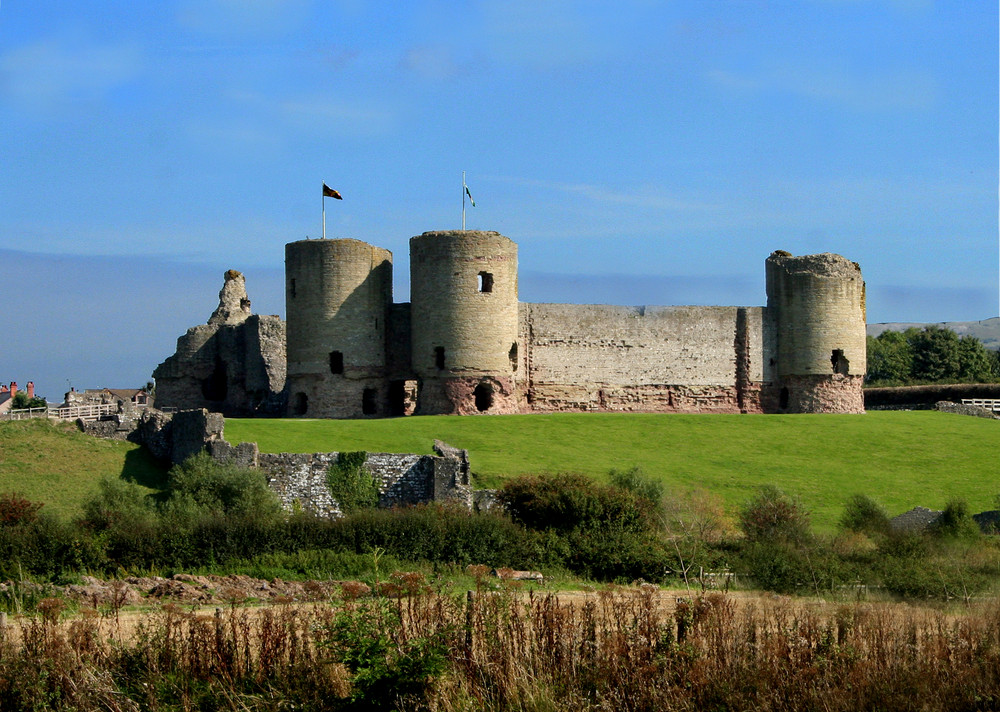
top-left (961, 399), bottom-right (1000, 412)
top-left (1, 403), bottom-right (119, 422)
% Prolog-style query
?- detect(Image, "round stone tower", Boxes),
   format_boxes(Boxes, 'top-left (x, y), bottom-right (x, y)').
top-left (409, 230), bottom-right (520, 414)
top-left (285, 238), bottom-right (392, 417)
top-left (765, 251), bottom-right (866, 413)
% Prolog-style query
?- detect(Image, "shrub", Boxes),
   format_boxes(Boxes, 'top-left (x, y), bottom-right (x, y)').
top-left (0, 493), bottom-right (43, 526)
top-left (166, 452), bottom-right (284, 521)
top-left (930, 499), bottom-right (981, 540)
top-left (839, 494), bottom-right (890, 537)
top-left (499, 473), bottom-right (655, 535)
top-left (608, 466), bottom-right (664, 506)
top-left (327, 451), bottom-right (379, 513)
top-left (738, 486), bottom-right (811, 545)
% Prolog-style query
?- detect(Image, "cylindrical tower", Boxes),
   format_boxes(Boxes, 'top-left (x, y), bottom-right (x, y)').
top-left (765, 250), bottom-right (866, 413)
top-left (410, 230), bottom-right (520, 414)
top-left (285, 238), bottom-right (392, 417)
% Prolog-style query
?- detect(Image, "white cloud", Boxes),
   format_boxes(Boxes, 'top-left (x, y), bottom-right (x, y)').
top-left (706, 64), bottom-right (938, 111)
top-left (0, 39), bottom-right (142, 112)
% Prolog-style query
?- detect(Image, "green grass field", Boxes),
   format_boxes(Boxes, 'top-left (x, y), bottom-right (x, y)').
top-left (226, 411), bottom-right (1000, 533)
top-left (2, 412), bottom-right (996, 533)
top-left (0, 419), bottom-right (167, 520)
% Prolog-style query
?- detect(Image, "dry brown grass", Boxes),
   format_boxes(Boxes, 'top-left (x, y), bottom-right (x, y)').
top-left (0, 582), bottom-right (997, 710)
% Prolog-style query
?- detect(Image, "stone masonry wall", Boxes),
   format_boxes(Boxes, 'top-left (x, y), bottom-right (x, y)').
top-left (257, 452), bottom-right (453, 517)
top-left (519, 303), bottom-right (770, 413)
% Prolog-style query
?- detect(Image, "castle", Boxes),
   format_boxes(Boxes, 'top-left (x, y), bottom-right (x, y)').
top-left (153, 230), bottom-right (867, 417)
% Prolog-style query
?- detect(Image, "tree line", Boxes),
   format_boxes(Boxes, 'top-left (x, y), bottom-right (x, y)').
top-left (866, 325), bottom-right (1000, 386)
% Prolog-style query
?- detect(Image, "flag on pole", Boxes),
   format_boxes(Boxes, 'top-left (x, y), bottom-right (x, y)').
top-left (464, 182), bottom-right (476, 207)
top-left (323, 183), bottom-right (343, 200)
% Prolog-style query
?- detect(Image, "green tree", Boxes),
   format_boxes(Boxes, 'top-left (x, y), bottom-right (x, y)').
top-left (957, 335), bottom-right (998, 382)
top-left (865, 331), bottom-right (913, 385)
top-left (10, 392), bottom-right (46, 410)
top-left (909, 326), bottom-right (961, 382)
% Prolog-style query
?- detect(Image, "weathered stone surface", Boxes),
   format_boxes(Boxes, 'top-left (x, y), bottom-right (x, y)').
top-left (258, 450), bottom-right (465, 517)
top-left (171, 409), bottom-right (225, 465)
top-left (934, 401), bottom-right (1000, 419)
top-left (153, 239), bottom-right (865, 417)
top-left (890, 507), bottom-right (943, 533)
top-left (208, 270), bottom-right (252, 326)
top-left (153, 272), bottom-right (286, 416)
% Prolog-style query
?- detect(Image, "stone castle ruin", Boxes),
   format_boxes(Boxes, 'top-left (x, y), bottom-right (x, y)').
top-left (154, 230), bottom-right (867, 417)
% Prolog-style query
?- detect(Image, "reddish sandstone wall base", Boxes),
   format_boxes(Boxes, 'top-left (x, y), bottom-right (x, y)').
top-left (525, 383), bottom-right (760, 414)
top-left (416, 376), bottom-right (520, 415)
top-left (764, 374), bottom-right (865, 414)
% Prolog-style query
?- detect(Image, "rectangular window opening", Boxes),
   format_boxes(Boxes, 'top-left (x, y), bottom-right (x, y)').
top-left (478, 271), bottom-right (494, 293)
top-left (362, 388), bottom-right (378, 415)
top-left (330, 351), bottom-right (344, 374)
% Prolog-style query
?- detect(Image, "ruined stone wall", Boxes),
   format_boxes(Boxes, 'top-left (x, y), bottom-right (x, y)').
top-left (153, 271), bottom-right (286, 416)
top-left (285, 239), bottom-right (393, 418)
top-left (256, 452), bottom-right (458, 517)
top-left (519, 303), bottom-right (771, 413)
top-left (410, 231), bottom-right (520, 414)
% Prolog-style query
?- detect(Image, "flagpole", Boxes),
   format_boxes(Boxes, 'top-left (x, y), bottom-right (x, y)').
top-left (322, 183), bottom-right (326, 240)
top-left (462, 171), bottom-right (466, 231)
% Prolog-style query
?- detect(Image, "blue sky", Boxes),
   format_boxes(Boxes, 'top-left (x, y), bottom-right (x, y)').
top-left (1, 1), bottom-right (997, 400)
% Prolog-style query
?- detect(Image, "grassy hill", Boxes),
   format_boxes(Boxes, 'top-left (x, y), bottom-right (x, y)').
top-left (868, 316), bottom-right (1000, 350)
top-left (0, 419), bottom-right (167, 520)
top-left (226, 411), bottom-right (1000, 533)
top-left (2, 412), bottom-right (996, 534)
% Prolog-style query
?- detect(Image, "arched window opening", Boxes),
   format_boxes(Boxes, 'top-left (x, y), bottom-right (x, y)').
top-left (474, 381), bottom-right (494, 412)
top-left (330, 351), bottom-right (344, 374)
top-left (509, 342), bottom-right (518, 371)
top-left (293, 392), bottom-right (308, 416)
top-left (435, 346), bottom-right (446, 370)
top-left (478, 272), bottom-right (494, 293)
top-left (362, 388), bottom-right (378, 415)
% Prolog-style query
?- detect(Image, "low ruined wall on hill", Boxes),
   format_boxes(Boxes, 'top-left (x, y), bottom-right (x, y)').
top-left (864, 383), bottom-right (1000, 410)
top-left (79, 407), bottom-right (473, 518)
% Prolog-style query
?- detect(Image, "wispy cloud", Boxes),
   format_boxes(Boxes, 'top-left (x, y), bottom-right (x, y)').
top-left (0, 38), bottom-right (142, 112)
top-left (707, 64), bottom-right (938, 111)
top-left (489, 176), bottom-right (720, 212)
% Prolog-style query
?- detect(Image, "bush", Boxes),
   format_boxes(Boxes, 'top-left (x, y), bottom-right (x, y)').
top-left (166, 452), bottom-right (284, 521)
top-left (499, 473), bottom-right (655, 535)
top-left (839, 494), bottom-right (889, 537)
top-left (930, 499), bottom-right (981, 540)
top-left (0, 493), bottom-right (43, 526)
top-left (327, 451), bottom-right (379, 513)
top-left (738, 486), bottom-right (811, 545)
top-left (608, 466), bottom-right (664, 507)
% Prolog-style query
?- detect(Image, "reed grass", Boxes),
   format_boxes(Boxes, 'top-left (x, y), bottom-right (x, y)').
top-left (0, 576), bottom-right (996, 711)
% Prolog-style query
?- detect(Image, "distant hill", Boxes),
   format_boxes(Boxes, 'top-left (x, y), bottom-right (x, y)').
top-left (867, 317), bottom-right (1000, 351)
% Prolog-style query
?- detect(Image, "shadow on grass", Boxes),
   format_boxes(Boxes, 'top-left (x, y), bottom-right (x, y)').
top-left (121, 446), bottom-right (170, 496)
